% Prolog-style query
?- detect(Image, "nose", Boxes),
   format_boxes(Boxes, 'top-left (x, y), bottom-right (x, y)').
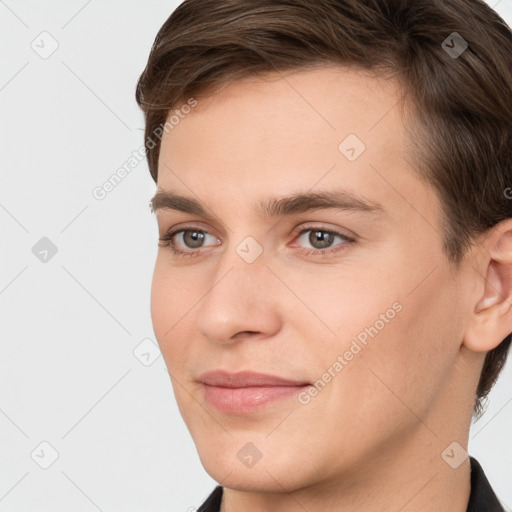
top-left (195, 248), bottom-right (282, 345)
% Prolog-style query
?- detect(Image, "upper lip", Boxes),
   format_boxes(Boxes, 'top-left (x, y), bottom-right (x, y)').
top-left (197, 370), bottom-right (310, 388)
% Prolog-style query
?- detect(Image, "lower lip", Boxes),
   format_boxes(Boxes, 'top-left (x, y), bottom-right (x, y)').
top-left (202, 384), bottom-right (310, 414)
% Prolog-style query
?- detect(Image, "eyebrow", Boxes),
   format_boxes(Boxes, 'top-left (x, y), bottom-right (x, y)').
top-left (150, 188), bottom-right (386, 220)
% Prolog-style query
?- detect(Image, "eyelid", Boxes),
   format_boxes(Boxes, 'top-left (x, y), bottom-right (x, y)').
top-left (290, 222), bottom-right (356, 243)
top-left (160, 223), bottom-right (221, 249)
top-left (160, 221), bottom-right (220, 239)
top-left (289, 226), bottom-right (355, 256)
top-left (160, 221), bottom-right (354, 240)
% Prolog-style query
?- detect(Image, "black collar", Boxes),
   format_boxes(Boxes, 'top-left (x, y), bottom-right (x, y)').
top-left (197, 456), bottom-right (505, 512)
top-left (466, 457), bottom-right (505, 511)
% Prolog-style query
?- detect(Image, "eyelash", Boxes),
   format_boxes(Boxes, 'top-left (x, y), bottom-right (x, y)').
top-left (158, 224), bottom-right (355, 259)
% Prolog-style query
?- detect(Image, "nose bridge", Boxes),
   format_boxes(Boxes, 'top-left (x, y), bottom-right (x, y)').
top-left (211, 232), bottom-right (271, 297)
top-left (195, 237), bottom-right (279, 343)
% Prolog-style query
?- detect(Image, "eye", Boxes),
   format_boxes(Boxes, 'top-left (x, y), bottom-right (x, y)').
top-left (292, 226), bottom-right (354, 256)
top-left (158, 224), bottom-right (355, 258)
top-left (159, 227), bottom-right (220, 256)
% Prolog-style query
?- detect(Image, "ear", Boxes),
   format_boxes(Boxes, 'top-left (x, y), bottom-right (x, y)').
top-left (464, 218), bottom-right (512, 353)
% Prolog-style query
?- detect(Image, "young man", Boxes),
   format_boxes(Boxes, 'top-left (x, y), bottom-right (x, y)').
top-left (136, 0), bottom-right (511, 510)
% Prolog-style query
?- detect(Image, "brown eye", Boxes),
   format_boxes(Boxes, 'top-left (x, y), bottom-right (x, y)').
top-left (296, 228), bottom-right (351, 251)
top-left (182, 230), bottom-right (206, 248)
top-left (159, 227), bottom-right (221, 256)
top-left (308, 230), bottom-right (336, 249)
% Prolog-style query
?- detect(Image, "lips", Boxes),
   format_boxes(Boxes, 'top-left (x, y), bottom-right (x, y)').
top-left (197, 370), bottom-right (311, 414)
top-left (197, 370), bottom-right (310, 388)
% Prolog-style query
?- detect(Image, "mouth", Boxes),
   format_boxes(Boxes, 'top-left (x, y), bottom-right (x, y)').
top-left (197, 370), bottom-right (311, 414)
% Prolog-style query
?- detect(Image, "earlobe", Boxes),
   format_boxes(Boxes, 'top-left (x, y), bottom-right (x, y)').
top-left (464, 221), bottom-right (512, 353)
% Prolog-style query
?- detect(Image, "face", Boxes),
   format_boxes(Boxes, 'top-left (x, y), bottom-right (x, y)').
top-left (150, 66), bottom-right (475, 492)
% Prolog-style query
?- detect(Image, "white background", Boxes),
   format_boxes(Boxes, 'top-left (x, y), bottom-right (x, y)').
top-left (1, 1), bottom-right (511, 510)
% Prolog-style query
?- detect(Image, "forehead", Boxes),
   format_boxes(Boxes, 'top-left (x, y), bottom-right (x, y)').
top-left (155, 66), bottom-right (427, 217)
top-left (158, 66), bottom-right (407, 172)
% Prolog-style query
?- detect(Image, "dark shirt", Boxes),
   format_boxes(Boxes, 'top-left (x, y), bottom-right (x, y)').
top-left (197, 456), bottom-right (505, 511)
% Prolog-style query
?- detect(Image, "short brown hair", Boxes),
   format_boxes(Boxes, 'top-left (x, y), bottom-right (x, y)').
top-left (135, 0), bottom-right (512, 418)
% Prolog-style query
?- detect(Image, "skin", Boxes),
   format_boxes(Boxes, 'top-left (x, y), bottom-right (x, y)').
top-left (150, 66), bottom-right (512, 511)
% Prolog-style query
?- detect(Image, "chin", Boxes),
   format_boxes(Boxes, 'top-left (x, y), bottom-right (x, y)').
top-left (197, 444), bottom-right (315, 494)
top-left (204, 463), bottom-right (302, 492)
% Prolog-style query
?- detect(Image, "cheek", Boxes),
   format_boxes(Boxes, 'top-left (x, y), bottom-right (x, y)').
top-left (150, 264), bottom-right (170, 344)
top-left (279, 260), bottom-right (402, 361)
top-left (327, 271), bottom-right (460, 427)
top-left (150, 267), bottom-right (201, 420)
top-left (288, 259), bottom-right (458, 417)
top-left (150, 261), bottom-right (192, 368)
